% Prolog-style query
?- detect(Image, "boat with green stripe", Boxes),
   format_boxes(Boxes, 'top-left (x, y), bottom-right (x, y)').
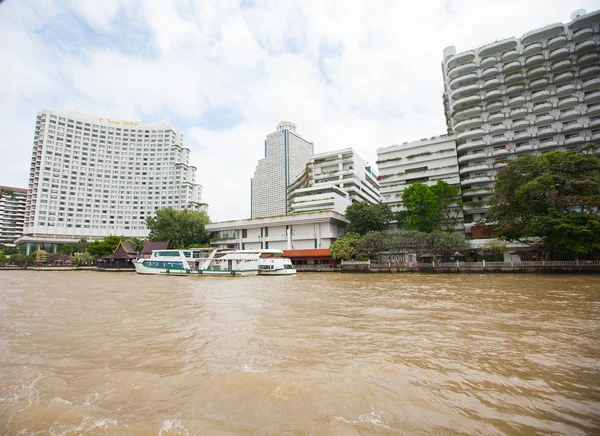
top-left (133, 248), bottom-right (262, 276)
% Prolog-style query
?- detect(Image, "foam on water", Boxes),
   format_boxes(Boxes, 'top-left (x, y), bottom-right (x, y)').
top-left (242, 363), bottom-right (266, 373)
top-left (158, 418), bottom-right (190, 436)
top-left (335, 411), bottom-right (391, 430)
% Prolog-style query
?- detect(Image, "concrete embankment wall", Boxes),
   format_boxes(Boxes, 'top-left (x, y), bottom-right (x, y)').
top-left (340, 263), bottom-right (600, 274)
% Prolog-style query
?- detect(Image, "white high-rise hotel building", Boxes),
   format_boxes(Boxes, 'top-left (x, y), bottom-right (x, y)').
top-left (19, 110), bottom-right (203, 251)
top-left (442, 9), bottom-right (600, 235)
top-left (251, 121), bottom-right (314, 218)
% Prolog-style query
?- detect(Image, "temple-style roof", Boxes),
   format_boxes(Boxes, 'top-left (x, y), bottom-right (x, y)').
top-left (142, 241), bottom-right (169, 255)
top-left (103, 240), bottom-right (138, 260)
top-left (121, 242), bottom-right (136, 254)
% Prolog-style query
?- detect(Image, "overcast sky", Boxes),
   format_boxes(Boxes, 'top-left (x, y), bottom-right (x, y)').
top-left (0, 0), bottom-right (597, 221)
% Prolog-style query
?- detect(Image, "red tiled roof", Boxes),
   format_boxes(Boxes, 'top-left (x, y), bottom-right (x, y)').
top-left (283, 248), bottom-right (332, 258)
top-left (142, 241), bottom-right (169, 254)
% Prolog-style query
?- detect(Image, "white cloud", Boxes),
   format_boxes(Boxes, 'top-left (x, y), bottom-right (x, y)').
top-left (1, 0), bottom-right (598, 221)
top-left (66, 0), bottom-right (122, 32)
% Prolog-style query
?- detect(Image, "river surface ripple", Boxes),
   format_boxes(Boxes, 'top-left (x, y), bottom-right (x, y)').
top-left (0, 271), bottom-right (599, 435)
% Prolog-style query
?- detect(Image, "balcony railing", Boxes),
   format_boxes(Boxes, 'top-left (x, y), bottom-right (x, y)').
top-left (572, 27), bottom-right (593, 43)
top-left (574, 40), bottom-right (597, 54)
top-left (578, 52), bottom-right (599, 66)
top-left (523, 42), bottom-right (543, 56)
top-left (549, 47), bottom-right (569, 60)
top-left (524, 54), bottom-right (544, 66)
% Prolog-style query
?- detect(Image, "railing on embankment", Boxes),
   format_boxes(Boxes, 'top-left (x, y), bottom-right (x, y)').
top-left (295, 265), bottom-right (340, 272)
top-left (340, 260), bottom-right (600, 273)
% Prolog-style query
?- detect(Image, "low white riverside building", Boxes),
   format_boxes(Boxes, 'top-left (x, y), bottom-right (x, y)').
top-left (287, 148), bottom-right (380, 214)
top-left (376, 135), bottom-right (464, 233)
top-left (205, 211), bottom-right (348, 250)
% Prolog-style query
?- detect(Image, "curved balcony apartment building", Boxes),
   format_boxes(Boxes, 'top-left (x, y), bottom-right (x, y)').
top-left (19, 110), bottom-right (203, 252)
top-left (442, 9), bottom-right (600, 236)
top-left (287, 148), bottom-right (380, 214)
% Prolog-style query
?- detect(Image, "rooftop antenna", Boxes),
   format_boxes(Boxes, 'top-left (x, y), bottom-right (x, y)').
top-left (570, 9), bottom-right (586, 20)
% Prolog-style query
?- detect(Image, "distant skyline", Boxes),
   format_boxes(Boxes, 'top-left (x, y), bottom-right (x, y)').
top-left (1, 0), bottom-right (598, 221)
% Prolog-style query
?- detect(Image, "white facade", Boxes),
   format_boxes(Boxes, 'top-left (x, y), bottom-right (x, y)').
top-left (251, 121), bottom-right (314, 218)
top-left (376, 135), bottom-right (464, 231)
top-left (21, 110), bottom-right (203, 243)
top-left (206, 211), bottom-right (348, 251)
top-left (288, 148), bottom-right (380, 214)
top-left (442, 9), bottom-right (600, 235)
top-left (0, 186), bottom-right (27, 244)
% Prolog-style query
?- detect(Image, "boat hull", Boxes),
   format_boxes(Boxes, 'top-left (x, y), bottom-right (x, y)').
top-left (258, 268), bottom-right (297, 276)
top-left (134, 260), bottom-right (258, 276)
top-left (197, 269), bottom-right (258, 276)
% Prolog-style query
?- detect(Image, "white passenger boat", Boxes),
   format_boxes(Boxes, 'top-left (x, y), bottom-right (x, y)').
top-left (133, 248), bottom-right (261, 276)
top-left (257, 249), bottom-right (297, 276)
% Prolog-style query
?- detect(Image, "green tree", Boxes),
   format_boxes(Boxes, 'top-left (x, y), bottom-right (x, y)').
top-left (75, 252), bottom-right (94, 266)
top-left (344, 202), bottom-right (394, 235)
top-left (356, 231), bottom-right (389, 261)
top-left (35, 250), bottom-right (48, 263)
top-left (146, 208), bottom-right (211, 249)
top-left (74, 238), bottom-right (90, 254)
top-left (430, 230), bottom-right (471, 259)
top-left (57, 238), bottom-right (89, 256)
top-left (399, 181), bottom-right (460, 233)
top-left (386, 231), bottom-right (424, 260)
top-left (330, 232), bottom-right (362, 260)
top-left (57, 244), bottom-right (75, 256)
top-left (0, 244), bottom-right (18, 255)
top-left (86, 235), bottom-right (122, 258)
top-left (126, 237), bottom-right (145, 253)
top-left (0, 252), bottom-right (7, 264)
top-left (481, 239), bottom-right (508, 259)
top-left (486, 151), bottom-right (600, 260)
top-left (186, 243), bottom-right (211, 249)
top-left (9, 253), bottom-right (34, 264)
top-left (431, 180), bottom-right (462, 230)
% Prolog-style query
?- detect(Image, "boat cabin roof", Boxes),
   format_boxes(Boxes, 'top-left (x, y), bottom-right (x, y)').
top-left (236, 249), bottom-right (285, 255)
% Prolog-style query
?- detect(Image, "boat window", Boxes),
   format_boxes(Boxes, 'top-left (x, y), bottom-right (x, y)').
top-left (157, 251), bottom-right (181, 257)
top-left (183, 251), bottom-right (191, 258)
top-left (146, 260), bottom-right (184, 268)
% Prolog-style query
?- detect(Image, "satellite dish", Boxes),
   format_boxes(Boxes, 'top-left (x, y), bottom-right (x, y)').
top-left (570, 9), bottom-right (586, 20)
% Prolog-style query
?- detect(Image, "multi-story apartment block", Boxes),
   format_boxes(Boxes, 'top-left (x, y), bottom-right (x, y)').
top-left (206, 210), bottom-right (348, 251)
top-left (441, 8), bottom-right (600, 237)
top-left (18, 110), bottom-right (203, 253)
top-left (251, 121), bottom-right (314, 218)
top-left (0, 186), bottom-right (27, 245)
top-left (287, 148), bottom-right (380, 214)
top-left (376, 135), bottom-right (464, 232)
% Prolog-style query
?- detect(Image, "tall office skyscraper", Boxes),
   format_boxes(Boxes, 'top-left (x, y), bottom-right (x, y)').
top-left (18, 110), bottom-right (203, 253)
top-left (251, 121), bottom-right (314, 218)
top-left (441, 8), bottom-right (600, 237)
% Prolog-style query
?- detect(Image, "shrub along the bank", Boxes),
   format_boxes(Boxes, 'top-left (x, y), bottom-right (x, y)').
top-left (330, 230), bottom-right (471, 261)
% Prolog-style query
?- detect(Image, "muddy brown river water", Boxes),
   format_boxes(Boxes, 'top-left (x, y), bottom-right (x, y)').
top-left (0, 271), bottom-right (599, 435)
